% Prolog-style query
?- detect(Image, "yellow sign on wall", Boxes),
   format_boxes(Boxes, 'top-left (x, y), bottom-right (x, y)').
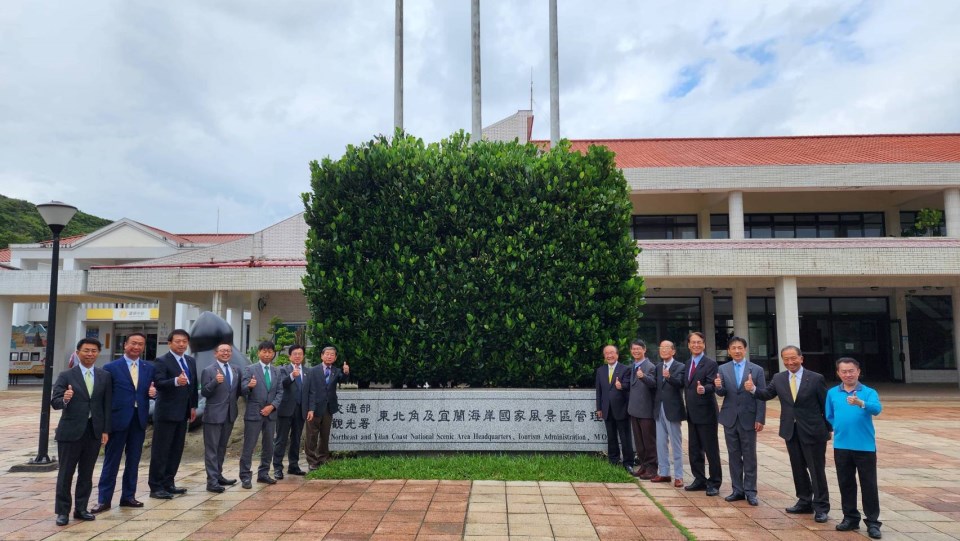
top-left (85, 308), bottom-right (159, 321)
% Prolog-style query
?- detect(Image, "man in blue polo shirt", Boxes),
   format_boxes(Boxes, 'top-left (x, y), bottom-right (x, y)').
top-left (825, 357), bottom-right (882, 539)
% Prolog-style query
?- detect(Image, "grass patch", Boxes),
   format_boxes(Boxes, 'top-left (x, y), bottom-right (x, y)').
top-left (633, 481), bottom-right (697, 541)
top-left (306, 453), bottom-right (636, 483)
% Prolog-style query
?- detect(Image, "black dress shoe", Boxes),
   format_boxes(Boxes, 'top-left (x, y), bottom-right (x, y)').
top-left (206, 485), bottom-right (225, 494)
top-left (73, 510), bottom-right (96, 521)
top-left (835, 519), bottom-right (860, 531)
top-left (218, 477), bottom-right (237, 486)
top-left (90, 502), bottom-right (111, 513)
top-left (241, 479), bottom-right (252, 489)
top-left (119, 498), bottom-right (144, 508)
top-left (684, 481), bottom-right (707, 491)
top-left (150, 490), bottom-right (174, 500)
top-left (288, 468), bottom-right (306, 476)
top-left (705, 487), bottom-right (720, 497)
top-left (257, 475), bottom-right (277, 485)
top-left (867, 526), bottom-right (882, 539)
top-left (724, 493), bottom-right (746, 502)
top-left (785, 503), bottom-right (814, 514)
top-left (746, 496), bottom-right (759, 506)
top-left (56, 514), bottom-right (69, 526)
top-left (274, 470), bottom-right (284, 480)
top-left (165, 486), bottom-right (187, 495)
top-left (814, 512), bottom-right (829, 523)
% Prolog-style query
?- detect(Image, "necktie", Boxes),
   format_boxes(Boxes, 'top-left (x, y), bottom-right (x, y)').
top-left (130, 361), bottom-right (138, 390)
top-left (178, 358), bottom-right (190, 383)
top-left (689, 360), bottom-right (697, 380)
top-left (735, 363), bottom-right (742, 386)
top-left (264, 367), bottom-right (272, 389)
top-left (325, 366), bottom-right (331, 384)
top-left (85, 369), bottom-right (94, 396)
top-left (222, 363), bottom-right (231, 387)
top-left (790, 373), bottom-right (798, 400)
top-left (295, 369), bottom-right (302, 403)
top-left (608, 366), bottom-right (613, 384)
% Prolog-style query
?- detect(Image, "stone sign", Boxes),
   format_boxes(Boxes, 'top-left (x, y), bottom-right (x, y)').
top-left (330, 389), bottom-right (606, 451)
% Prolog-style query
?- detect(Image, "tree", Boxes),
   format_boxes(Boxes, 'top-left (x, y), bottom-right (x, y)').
top-left (302, 132), bottom-right (643, 388)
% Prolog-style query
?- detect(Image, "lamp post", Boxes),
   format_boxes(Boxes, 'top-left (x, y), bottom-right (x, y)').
top-left (14, 201), bottom-right (77, 471)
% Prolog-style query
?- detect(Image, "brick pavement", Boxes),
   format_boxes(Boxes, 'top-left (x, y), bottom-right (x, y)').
top-left (0, 386), bottom-right (958, 540)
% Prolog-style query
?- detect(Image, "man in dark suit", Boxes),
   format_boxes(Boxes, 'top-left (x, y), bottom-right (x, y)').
top-left (239, 341), bottom-right (284, 488)
top-left (595, 344), bottom-right (634, 471)
top-left (93, 333), bottom-right (155, 513)
top-left (748, 345), bottom-right (831, 522)
top-left (683, 332), bottom-right (722, 496)
top-left (51, 338), bottom-right (112, 526)
top-left (148, 329), bottom-right (198, 499)
top-left (305, 346), bottom-right (350, 469)
top-left (652, 340), bottom-right (685, 487)
top-left (273, 344), bottom-right (310, 479)
top-left (715, 336), bottom-right (766, 506)
top-left (201, 343), bottom-right (240, 493)
top-left (626, 339), bottom-right (657, 479)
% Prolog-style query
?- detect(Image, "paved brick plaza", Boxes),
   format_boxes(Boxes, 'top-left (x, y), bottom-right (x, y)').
top-left (0, 386), bottom-right (958, 540)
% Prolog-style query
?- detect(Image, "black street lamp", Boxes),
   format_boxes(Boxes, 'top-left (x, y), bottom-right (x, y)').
top-left (11, 201), bottom-right (77, 472)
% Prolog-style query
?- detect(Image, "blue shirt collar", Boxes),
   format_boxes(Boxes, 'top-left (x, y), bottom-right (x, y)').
top-left (691, 353), bottom-right (704, 364)
top-left (123, 355), bottom-right (139, 368)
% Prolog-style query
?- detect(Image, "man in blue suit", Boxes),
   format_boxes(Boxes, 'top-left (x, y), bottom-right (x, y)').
top-left (595, 344), bottom-right (634, 472)
top-left (92, 333), bottom-right (156, 513)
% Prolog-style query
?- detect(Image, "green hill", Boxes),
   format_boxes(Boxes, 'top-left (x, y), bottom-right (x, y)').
top-left (0, 194), bottom-right (113, 249)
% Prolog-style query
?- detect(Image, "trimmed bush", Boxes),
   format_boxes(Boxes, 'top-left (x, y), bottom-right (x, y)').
top-left (302, 132), bottom-right (643, 388)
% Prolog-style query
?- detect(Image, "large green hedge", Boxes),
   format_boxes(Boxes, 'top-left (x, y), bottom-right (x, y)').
top-left (302, 132), bottom-right (643, 388)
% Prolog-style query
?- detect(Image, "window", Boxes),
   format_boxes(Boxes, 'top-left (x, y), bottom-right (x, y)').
top-left (735, 212), bottom-right (885, 239)
top-left (631, 215), bottom-right (698, 240)
top-left (907, 296), bottom-right (955, 370)
top-left (710, 215), bottom-right (729, 239)
top-left (900, 210), bottom-right (945, 237)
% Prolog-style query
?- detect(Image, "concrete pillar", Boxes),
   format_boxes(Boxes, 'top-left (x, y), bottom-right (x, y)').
top-left (945, 188), bottom-right (960, 238)
top-left (548, 0), bottom-right (560, 146)
top-left (52, 302), bottom-right (81, 374)
top-left (728, 191), bottom-right (745, 240)
top-left (953, 284), bottom-right (960, 389)
top-left (774, 277), bottom-right (800, 372)
top-left (702, 290), bottom-right (716, 356)
top-left (885, 208), bottom-right (902, 237)
top-left (211, 291), bottom-right (226, 318)
top-left (0, 298), bottom-right (13, 390)
top-left (228, 300), bottom-right (243, 349)
top-left (698, 209), bottom-right (712, 240)
top-left (733, 282), bottom-right (748, 340)
top-left (249, 291), bottom-right (262, 352)
top-left (156, 294), bottom-right (176, 357)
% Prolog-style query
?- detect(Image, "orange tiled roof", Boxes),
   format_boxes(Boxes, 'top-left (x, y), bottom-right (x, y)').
top-left (177, 233), bottom-right (250, 244)
top-left (534, 133), bottom-right (960, 168)
top-left (0, 248), bottom-right (10, 263)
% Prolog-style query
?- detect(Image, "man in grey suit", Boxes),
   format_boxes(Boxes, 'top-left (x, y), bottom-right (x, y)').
top-left (305, 346), bottom-right (350, 469)
top-left (714, 336), bottom-right (766, 506)
top-left (51, 338), bottom-right (112, 526)
top-left (273, 344), bottom-right (310, 479)
top-left (200, 343), bottom-right (240, 493)
top-left (626, 339), bottom-right (658, 479)
top-left (240, 340), bottom-right (284, 488)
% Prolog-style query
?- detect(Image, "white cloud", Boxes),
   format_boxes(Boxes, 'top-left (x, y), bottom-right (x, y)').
top-left (1, 0), bottom-right (958, 233)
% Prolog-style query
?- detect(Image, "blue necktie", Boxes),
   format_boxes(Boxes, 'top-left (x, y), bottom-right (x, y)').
top-left (735, 363), bottom-right (743, 386)
top-left (178, 357), bottom-right (190, 383)
top-left (222, 363), bottom-right (231, 387)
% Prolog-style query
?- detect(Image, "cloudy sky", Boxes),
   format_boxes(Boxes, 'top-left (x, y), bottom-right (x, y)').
top-left (2, 0), bottom-right (958, 233)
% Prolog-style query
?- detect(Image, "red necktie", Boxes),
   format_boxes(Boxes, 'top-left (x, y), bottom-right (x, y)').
top-left (689, 360), bottom-right (697, 380)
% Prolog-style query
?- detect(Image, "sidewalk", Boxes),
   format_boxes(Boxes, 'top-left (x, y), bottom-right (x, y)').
top-left (1, 386), bottom-right (958, 540)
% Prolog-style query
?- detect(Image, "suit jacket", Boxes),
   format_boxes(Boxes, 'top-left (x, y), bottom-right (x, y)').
top-left (754, 368), bottom-right (831, 443)
top-left (241, 363), bottom-right (284, 422)
top-left (103, 357), bottom-right (154, 432)
top-left (626, 358), bottom-right (657, 419)
top-left (51, 366), bottom-right (112, 441)
top-left (716, 360), bottom-right (767, 430)
top-left (152, 352), bottom-right (199, 422)
top-left (654, 360), bottom-right (686, 422)
top-left (683, 355), bottom-right (719, 424)
top-left (277, 364), bottom-right (310, 418)
top-left (201, 362), bottom-right (240, 425)
top-left (308, 364), bottom-right (346, 416)
top-left (595, 362), bottom-right (632, 420)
